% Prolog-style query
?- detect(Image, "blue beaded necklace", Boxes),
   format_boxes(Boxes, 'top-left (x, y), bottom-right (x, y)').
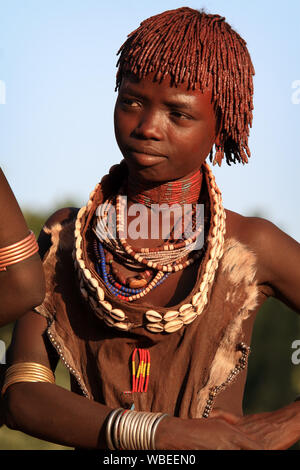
top-left (93, 239), bottom-right (171, 302)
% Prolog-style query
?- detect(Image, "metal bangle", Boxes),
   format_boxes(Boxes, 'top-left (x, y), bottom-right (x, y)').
top-left (132, 411), bottom-right (146, 450)
top-left (118, 409), bottom-right (131, 450)
top-left (151, 413), bottom-right (169, 450)
top-left (143, 412), bottom-right (157, 450)
top-left (106, 408), bottom-right (124, 450)
top-left (121, 410), bottom-right (136, 450)
top-left (112, 408), bottom-right (125, 450)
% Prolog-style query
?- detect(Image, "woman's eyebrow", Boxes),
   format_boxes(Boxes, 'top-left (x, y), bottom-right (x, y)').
top-left (164, 96), bottom-right (198, 112)
top-left (119, 85), bottom-right (145, 98)
top-left (164, 99), bottom-right (193, 110)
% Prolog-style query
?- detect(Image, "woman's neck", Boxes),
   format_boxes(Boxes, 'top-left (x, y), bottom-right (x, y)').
top-left (126, 169), bottom-right (203, 207)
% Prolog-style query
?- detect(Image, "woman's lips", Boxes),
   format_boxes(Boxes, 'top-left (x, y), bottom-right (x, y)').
top-left (126, 149), bottom-right (167, 167)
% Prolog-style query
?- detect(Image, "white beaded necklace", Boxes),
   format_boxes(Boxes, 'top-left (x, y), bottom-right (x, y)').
top-left (73, 162), bottom-right (226, 334)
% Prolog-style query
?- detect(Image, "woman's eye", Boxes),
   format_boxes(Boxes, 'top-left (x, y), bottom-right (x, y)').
top-left (171, 111), bottom-right (190, 120)
top-left (121, 98), bottom-right (140, 108)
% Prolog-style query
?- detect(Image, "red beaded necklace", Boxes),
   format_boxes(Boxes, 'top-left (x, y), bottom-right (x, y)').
top-left (126, 169), bottom-right (203, 207)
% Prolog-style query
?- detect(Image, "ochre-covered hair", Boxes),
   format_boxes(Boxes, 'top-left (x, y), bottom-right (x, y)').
top-left (116, 7), bottom-right (255, 166)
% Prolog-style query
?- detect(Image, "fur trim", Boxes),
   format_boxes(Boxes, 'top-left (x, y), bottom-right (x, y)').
top-left (34, 221), bottom-right (72, 321)
top-left (196, 238), bottom-right (259, 416)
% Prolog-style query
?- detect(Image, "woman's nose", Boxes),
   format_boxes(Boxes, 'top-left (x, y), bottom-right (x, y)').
top-left (132, 110), bottom-right (164, 140)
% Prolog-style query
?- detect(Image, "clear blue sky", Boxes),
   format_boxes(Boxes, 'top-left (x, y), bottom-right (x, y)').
top-left (0, 0), bottom-right (299, 240)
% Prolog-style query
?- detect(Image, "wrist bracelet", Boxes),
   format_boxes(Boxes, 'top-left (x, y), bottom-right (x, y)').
top-left (105, 408), bottom-right (169, 450)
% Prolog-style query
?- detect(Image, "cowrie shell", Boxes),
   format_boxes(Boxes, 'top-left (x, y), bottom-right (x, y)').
top-left (104, 316), bottom-right (115, 327)
top-left (206, 259), bottom-right (213, 273)
top-left (89, 277), bottom-right (99, 290)
top-left (83, 268), bottom-right (91, 280)
top-left (164, 319), bottom-right (183, 333)
top-left (179, 304), bottom-right (194, 317)
top-left (179, 303), bottom-right (193, 314)
top-left (146, 323), bottom-right (164, 333)
top-left (96, 286), bottom-right (105, 301)
top-left (77, 259), bottom-right (85, 270)
top-left (77, 206), bottom-right (86, 220)
top-left (100, 300), bottom-right (112, 312)
top-left (114, 322), bottom-right (130, 331)
top-left (192, 292), bottom-right (202, 306)
top-left (145, 310), bottom-right (162, 323)
top-left (163, 310), bottom-right (179, 322)
top-left (110, 308), bottom-right (126, 321)
top-left (196, 294), bottom-right (208, 314)
top-left (182, 311), bottom-right (198, 325)
top-left (199, 281), bottom-right (207, 292)
top-left (74, 228), bottom-right (81, 238)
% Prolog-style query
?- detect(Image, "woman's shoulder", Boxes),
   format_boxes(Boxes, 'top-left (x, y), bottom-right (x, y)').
top-left (38, 207), bottom-right (80, 259)
top-left (224, 209), bottom-right (300, 306)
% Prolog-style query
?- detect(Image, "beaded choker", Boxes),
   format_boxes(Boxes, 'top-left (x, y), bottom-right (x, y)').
top-left (73, 162), bottom-right (226, 334)
top-left (126, 169), bottom-right (203, 207)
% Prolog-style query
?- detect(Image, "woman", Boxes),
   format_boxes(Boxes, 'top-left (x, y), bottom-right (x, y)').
top-left (2, 8), bottom-right (300, 450)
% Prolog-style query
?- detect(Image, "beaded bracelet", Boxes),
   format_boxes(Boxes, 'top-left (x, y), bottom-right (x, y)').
top-left (0, 231), bottom-right (39, 271)
top-left (106, 408), bottom-right (169, 450)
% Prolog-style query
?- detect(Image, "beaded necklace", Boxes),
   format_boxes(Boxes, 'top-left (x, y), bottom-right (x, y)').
top-left (92, 170), bottom-right (205, 300)
top-left (93, 239), bottom-right (171, 302)
top-left (73, 162), bottom-right (226, 333)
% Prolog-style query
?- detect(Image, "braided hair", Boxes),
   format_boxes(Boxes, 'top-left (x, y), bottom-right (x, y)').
top-left (115, 7), bottom-right (255, 166)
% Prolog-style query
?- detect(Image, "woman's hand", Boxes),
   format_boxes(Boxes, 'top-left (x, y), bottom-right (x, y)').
top-left (237, 402), bottom-right (300, 450)
top-left (155, 415), bottom-right (263, 450)
top-left (208, 402), bottom-right (300, 450)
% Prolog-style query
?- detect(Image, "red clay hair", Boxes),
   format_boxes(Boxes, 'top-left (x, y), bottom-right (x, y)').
top-left (116, 7), bottom-right (255, 166)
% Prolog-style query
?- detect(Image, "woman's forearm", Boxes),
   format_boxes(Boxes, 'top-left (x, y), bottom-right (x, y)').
top-left (4, 381), bottom-right (113, 449)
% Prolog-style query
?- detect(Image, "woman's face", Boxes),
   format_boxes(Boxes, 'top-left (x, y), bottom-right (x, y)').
top-left (114, 72), bottom-right (218, 183)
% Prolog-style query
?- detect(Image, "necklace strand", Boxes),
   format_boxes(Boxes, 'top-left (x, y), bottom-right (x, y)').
top-left (73, 162), bottom-right (226, 333)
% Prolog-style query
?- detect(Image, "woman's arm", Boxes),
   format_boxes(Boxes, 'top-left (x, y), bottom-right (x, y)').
top-left (3, 310), bottom-right (114, 449)
top-left (211, 215), bottom-right (300, 449)
top-left (3, 310), bottom-right (263, 450)
top-left (0, 169), bottom-right (45, 326)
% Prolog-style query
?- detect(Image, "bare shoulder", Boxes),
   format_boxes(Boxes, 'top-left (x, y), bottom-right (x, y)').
top-left (225, 209), bottom-right (300, 312)
top-left (225, 209), bottom-right (284, 247)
